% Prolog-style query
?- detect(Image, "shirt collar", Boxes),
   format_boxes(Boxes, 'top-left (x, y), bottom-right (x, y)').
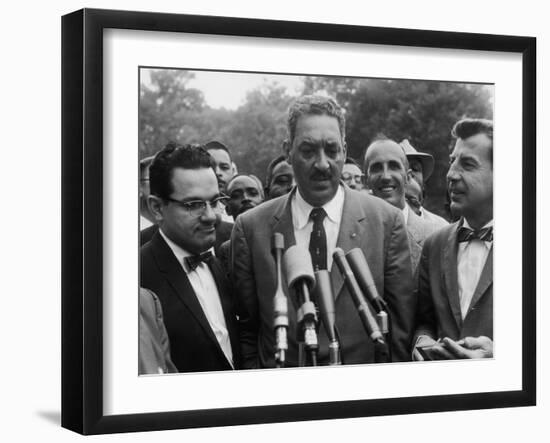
top-left (293, 185), bottom-right (345, 230)
top-left (159, 229), bottom-right (214, 273)
top-left (462, 218), bottom-right (494, 230)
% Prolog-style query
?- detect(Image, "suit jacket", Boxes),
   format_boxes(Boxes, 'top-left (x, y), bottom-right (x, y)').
top-left (139, 288), bottom-right (177, 375)
top-left (414, 221), bottom-right (493, 343)
top-left (421, 207), bottom-right (449, 229)
top-left (231, 186), bottom-right (415, 368)
top-left (140, 232), bottom-right (240, 372)
top-left (140, 221), bottom-right (234, 258)
top-left (406, 208), bottom-right (444, 273)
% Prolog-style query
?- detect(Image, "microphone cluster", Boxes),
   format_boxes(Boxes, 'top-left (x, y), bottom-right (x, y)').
top-left (271, 233), bottom-right (391, 366)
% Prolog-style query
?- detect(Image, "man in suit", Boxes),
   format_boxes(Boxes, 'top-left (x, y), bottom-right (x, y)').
top-left (140, 142), bottom-right (239, 372)
top-left (413, 118), bottom-right (494, 360)
top-left (400, 139), bottom-right (448, 228)
top-left (231, 95), bottom-right (414, 368)
top-left (364, 137), bottom-right (442, 272)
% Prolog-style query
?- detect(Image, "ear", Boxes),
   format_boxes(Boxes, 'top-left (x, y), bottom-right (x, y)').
top-left (147, 195), bottom-right (165, 223)
top-left (232, 162), bottom-right (238, 175)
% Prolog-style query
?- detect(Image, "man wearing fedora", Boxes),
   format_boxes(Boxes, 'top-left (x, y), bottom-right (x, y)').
top-left (400, 139), bottom-right (448, 229)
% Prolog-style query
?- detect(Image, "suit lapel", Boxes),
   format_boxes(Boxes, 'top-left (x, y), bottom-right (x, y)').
top-left (443, 223), bottom-right (463, 330)
top-left (271, 189), bottom-right (297, 249)
top-left (151, 233), bottom-right (228, 359)
top-left (207, 257), bottom-right (239, 360)
top-left (468, 246), bottom-right (493, 313)
top-left (330, 189), bottom-right (367, 299)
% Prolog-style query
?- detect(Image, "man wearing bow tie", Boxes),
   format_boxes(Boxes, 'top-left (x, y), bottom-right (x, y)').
top-left (231, 95), bottom-right (414, 368)
top-left (140, 142), bottom-right (239, 372)
top-left (413, 118), bottom-right (494, 360)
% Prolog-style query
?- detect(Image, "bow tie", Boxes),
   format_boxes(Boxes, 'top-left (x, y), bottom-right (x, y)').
top-left (457, 226), bottom-right (493, 243)
top-left (185, 251), bottom-right (213, 271)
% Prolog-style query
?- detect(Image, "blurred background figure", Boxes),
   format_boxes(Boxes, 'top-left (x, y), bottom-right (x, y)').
top-left (219, 174), bottom-right (266, 273)
top-left (139, 155), bottom-right (155, 230)
top-left (205, 140), bottom-right (237, 223)
top-left (264, 154), bottom-right (295, 200)
top-left (225, 174), bottom-right (265, 220)
top-left (139, 287), bottom-right (177, 375)
top-left (341, 157), bottom-right (364, 191)
top-left (205, 140), bottom-right (237, 195)
top-left (400, 139), bottom-right (448, 228)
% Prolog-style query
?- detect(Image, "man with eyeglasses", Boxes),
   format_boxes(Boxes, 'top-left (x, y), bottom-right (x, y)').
top-left (341, 157), bottom-right (364, 191)
top-left (140, 142), bottom-right (239, 372)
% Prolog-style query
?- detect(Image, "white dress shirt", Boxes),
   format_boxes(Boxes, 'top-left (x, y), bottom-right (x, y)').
top-left (291, 185), bottom-right (345, 270)
top-left (457, 219), bottom-right (493, 319)
top-left (140, 215), bottom-right (154, 230)
top-left (159, 229), bottom-right (234, 368)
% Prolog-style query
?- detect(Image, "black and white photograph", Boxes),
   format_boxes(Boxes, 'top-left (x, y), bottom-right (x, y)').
top-left (56, 5), bottom-right (538, 436)
top-left (138, 67), bottom-right (495, 374)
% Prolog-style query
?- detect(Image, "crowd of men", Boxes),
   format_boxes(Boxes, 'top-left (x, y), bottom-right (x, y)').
top-left (138, 94), bottom-right (494, 374)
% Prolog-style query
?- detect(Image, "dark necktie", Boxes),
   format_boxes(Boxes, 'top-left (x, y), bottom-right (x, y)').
top-left (309, 207), bottom-right (328, 270)
top-left (457, 226), bottom-right (493, 243)
top-left (185, 251), bottom-right (213, 271)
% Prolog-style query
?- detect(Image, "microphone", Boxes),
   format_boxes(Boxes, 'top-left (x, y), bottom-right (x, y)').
top-left (332, 248), bottom-right (384, 343)
top-left (272, 233), bottom-right (288, 368)
top-left (283, 246), bottom-right (319, 365)
top-left (346, 248), bottom-right (389, 334)
top-left (313, 270), bottom-right (341, 365)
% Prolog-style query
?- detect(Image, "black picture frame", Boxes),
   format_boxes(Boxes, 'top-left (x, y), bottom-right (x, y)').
top-left (61, 8), bottom-right (536, 435)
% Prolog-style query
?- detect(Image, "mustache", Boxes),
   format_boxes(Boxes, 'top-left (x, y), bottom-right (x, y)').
top-left (310, 168), bottom-right (333, 180)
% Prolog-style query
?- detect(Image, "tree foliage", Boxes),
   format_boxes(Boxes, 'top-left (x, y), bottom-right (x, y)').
top-left (140, 69), bottom-right (493, 217)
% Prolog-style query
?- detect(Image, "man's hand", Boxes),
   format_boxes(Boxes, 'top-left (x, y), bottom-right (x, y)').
top-left (441, 336), bottom-right (493, 359)
top-left (413, 336), bottom-right (453, 361)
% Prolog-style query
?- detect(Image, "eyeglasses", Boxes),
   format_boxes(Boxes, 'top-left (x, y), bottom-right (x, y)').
top-left (341, 172), bottom-right (364, 184)
top-left (166, 195), bottom-right (229, 217)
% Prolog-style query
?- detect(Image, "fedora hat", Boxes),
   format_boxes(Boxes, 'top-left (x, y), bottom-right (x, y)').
top-left (399, 139), bottom-right (434, 181)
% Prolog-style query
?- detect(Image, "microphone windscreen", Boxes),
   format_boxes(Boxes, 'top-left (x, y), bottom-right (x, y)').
top-left (346, 248), bottom-right (383, 302)
top-left (283, 245), bottom-right (315, 289)
top-left (314, 270), bottom-right (336, 341)
top-left (272, 232), bottom-right (285, 252)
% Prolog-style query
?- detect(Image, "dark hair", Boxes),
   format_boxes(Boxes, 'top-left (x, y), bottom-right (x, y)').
top-left (451, 118), bottom-right (493, 162)
top-left (204, 140), bottom-right (232, 161)
top-left (451, 118), bottom-right (493, 141)
top-left (149, 141), bottom-right (215, 200)
top-left (287, 95), bottom-right (346, 143)
top-left (265, 154), bottom-right (288, 186)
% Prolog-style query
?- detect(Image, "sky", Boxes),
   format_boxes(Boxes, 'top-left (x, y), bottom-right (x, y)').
top-left (142, 68), bottom-right (304, 110)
